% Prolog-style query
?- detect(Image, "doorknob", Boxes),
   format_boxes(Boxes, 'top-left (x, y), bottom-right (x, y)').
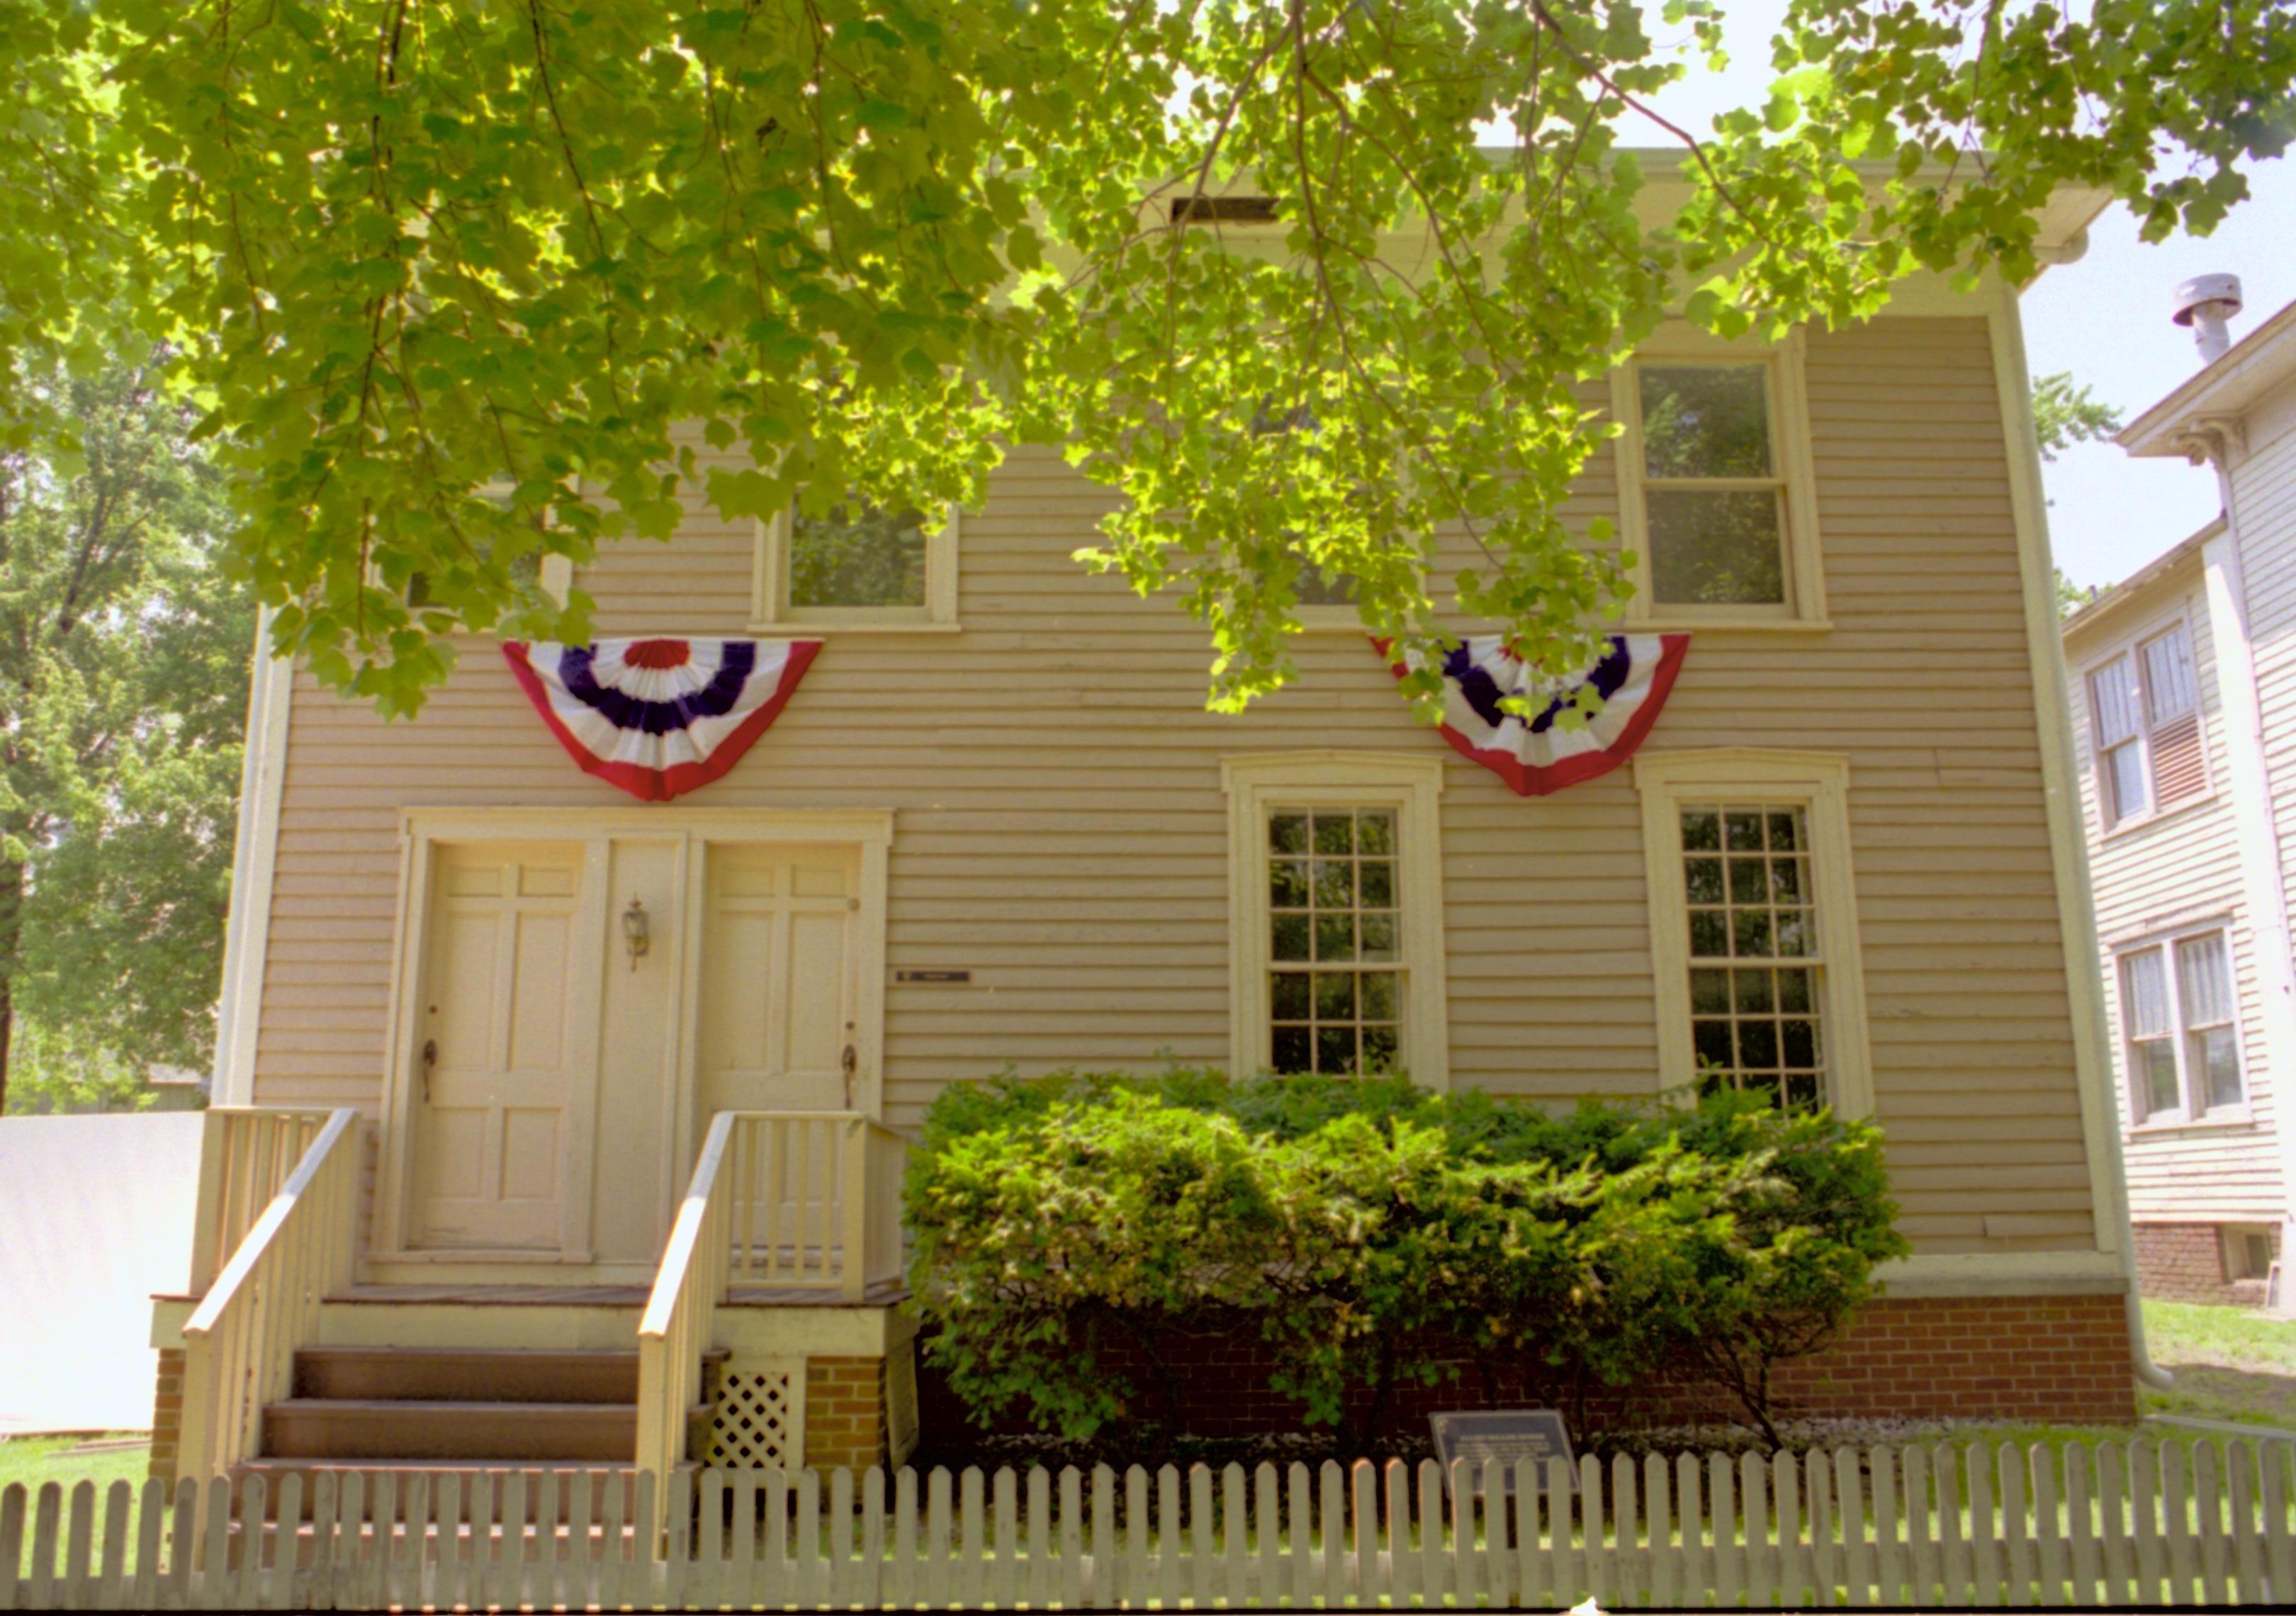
top-left (422, 1038), bottom-right (437, 1103)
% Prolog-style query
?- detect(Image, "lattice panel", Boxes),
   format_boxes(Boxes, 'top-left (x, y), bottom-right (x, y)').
top-left (704, 1364), bottom-right (805, 1469)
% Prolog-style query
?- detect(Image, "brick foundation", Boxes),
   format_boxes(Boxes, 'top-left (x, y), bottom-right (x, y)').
top-left (918, 1291), bottom-right (2137, 1444)
top-left (149, 1347), bottom-right (184, 1484)
top-left (2133, 1222), bottom-right (2279, 1306)
top-left (804, 1355), bottom-right (891, 1472)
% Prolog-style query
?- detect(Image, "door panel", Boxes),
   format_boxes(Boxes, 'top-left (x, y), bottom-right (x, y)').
top-left (701, 846), bottom-right (861, 1116)
top-left (412, 844), bottom-right (585, 1250)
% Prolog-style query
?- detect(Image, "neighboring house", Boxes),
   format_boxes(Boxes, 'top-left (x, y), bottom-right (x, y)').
top-left (2066, 289), bottom-right (2296, 1309)
top-left (152, 174), bottom-right (2140, 1495)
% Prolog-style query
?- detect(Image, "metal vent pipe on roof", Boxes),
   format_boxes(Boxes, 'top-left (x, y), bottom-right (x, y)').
top-left (2173, 273), bottom-right (2244, 364)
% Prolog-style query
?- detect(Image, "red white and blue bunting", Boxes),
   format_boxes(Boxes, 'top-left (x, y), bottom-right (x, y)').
top-left (502, 638), bottom-right (821, 802)
top-left (1378, 632), bottom-right (1689, 797)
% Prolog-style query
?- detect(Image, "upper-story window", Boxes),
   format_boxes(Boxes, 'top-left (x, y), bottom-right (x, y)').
top-left (2086, 620), bottom-right (2205, 829)
top-left (1616, 332), bottom-right (1825, 630)
top-left (2120, 924), bottom-right (2244, 1126)
top-left (753, 500), bottom-right (960, 632)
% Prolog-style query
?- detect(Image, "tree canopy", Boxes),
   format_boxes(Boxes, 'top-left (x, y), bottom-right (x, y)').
top-left (0, 353), bottom-right (255, 1113)
top-left (6, 0), bottom-right (2290, 715)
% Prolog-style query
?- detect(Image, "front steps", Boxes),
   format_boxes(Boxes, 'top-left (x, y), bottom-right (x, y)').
top-left (229, 1346), bottom-right (717, 1517)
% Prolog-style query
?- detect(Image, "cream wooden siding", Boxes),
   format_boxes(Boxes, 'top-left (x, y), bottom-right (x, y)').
top-left (2066, 577), bottom-right (2283, 1224)
top-left (252, 313), bottom-right (2094, 1257)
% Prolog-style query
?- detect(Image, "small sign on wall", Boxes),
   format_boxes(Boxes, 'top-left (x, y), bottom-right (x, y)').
top-left (895, 970), bottom-right (972, 984)
top-left (1429, 1409), bottom-right (1575, 1493)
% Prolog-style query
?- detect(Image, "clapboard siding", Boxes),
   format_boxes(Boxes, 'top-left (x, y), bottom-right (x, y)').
top-left (251, 313), bottom-right (2096, 1255)
top-left (2066, 566), bottom-right (2283, 1226)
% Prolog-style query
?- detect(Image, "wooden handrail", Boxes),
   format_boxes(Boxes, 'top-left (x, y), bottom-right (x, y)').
top-left (634, 1109), bottom-right (910, 1534)
top-left (176, 1108), bottom-right (363, 1482)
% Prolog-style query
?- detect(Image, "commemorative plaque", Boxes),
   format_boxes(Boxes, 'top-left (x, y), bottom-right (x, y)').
top-left (1428, 1409), bottom-right (1575, 1494)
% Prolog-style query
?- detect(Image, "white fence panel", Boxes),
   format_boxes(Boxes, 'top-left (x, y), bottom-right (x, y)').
top-left (5, 1440), bottom-right (2295, 1609)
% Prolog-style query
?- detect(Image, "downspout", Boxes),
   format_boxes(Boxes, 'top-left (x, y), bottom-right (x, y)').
top-left (1990, 284), bottom-right (2173, 1388)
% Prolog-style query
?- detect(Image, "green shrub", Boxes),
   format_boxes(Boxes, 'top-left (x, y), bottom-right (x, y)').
top-left (905, 1070), bottom-right (1909, 1449)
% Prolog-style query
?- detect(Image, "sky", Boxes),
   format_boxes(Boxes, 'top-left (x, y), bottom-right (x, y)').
top-left (1631, 0), bottom-right (2296, 591)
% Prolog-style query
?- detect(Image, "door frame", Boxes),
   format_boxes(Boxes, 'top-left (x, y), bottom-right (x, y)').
top-left (377, 807), bottom-right (894, 1269)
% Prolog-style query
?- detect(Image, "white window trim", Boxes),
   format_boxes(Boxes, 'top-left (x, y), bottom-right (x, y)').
top-left (2081, 613), bottom-right (2212, 838)
top-left (1614, 325), bottom-right (1828, 632)
top-left (1634, 748), bottom-right (1873, 1117)
top-left (1221, 751), bottom-right (1448, 1089)
top-left (2113, 916), bottom-right (2250, 1133)
top-left (750, 503), bottom-right (962, 634)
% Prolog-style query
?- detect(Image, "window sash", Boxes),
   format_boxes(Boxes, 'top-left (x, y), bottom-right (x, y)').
top-left (1633, 360), bottom-right (1793, 611)
top-left (2122, 929), bottom-right (2245, 1122)
top-left (1678, 802), bottom-right (1825, 1109)
top-left (2090, 626), bottom-right (2207, 826)
top-left (1265, 807), bottom-right (1404, 1076)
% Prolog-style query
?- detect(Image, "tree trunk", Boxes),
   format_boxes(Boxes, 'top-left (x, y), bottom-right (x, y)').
top-left (0, 858), bottom-right (21, 1116)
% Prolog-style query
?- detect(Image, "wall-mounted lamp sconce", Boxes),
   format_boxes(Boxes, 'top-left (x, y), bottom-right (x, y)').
top-left (622, 896), bottom-right (651, 970)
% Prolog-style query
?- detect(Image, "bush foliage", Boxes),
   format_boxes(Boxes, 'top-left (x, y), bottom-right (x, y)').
top-left (906, 1071), bottom-right (1908, 1450)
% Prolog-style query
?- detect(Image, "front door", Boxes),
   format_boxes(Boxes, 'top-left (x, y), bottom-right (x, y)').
top-left (411, 844), bottom-right (585, 1250)
top-left (699, 845), bottom-right (862, 1114)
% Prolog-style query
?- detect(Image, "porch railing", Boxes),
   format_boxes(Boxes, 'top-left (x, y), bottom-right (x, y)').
top-left (636, 1111), bottom-right (909, 1523)
top-left (176, 1108), bottom-right (364, 1482)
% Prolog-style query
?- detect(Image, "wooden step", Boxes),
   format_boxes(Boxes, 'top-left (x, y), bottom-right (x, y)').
top-left (293, 1347), bottom-right (642, 1405)
top-left (227, 1461), bottom-right (676, 1525)
top-left (261, 1399), bottom-right (641, 1463)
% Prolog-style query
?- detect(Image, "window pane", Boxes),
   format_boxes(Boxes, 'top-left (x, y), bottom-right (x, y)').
top-left (1269, 814), bottom-right (1309, 854)
top-left (1648, 491), bottom-right (1786, 605)
top-left (2107, 743), bottom-right (2149, 821)
top-left (1361, 973), bottom-right (1398, 1020)
top-left (1685, 857), bottom-right (1725, 904)
top-left (1681, 812), bottom-right (1722, 851)
top-left (1312, 814), bottom-right (1355, 854)
top-left (1272, 914), bottom-right (1311, 961)
top-left (1297, 561), bottom-right (1354, 607)
top-left (1357, 812), bottom-right (1395, 854)
top-left (1360, 915), bottom-right (1397, 961)
top-left (1270, 859), bottom-right (1310, 909)
top-left (2139, 1040), bottom-right (2180, 1117)
top-left (1315, 915), bottom-right (1355, 960)
top-left (1691, 968), bottom-right (1731, 1014)
top-left (1271, 972), bottom-right (1312, 1020)
top-left (1315, 972), bottom-right (1356, 1021)
top-left (2120, 948), bottom-right (2171, 1038)
top-left (2142, 626), bottom-right (2198, 725)
top-left (1313, 859), bottom-right (1354, 907)
top-left (2196, 1026), bottom-right (2243, 1110)
top-left (789, 503), bottom-right (927, 607)
top-left (2088, 658), bottom-right (2138, 746)
top-left (1359, 860), bottom-right (1395, 907)
top-left (2176, 932), bottom-right (2233, 1027)
top-left (1272, 1024), bottom-right (1312, 1074)
top-left (1362, 1024), bottom-right (1399, 1071)
top-left (1639, 366), bottom-right (1774, 478)
top-left (1317, 1026), bottom-right (1356, 1074)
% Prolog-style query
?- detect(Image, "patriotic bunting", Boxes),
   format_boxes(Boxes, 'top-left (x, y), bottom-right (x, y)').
top-left (502, 638), bottom-right (821, 802)
top-left (1378, 632), bottom-right (1689, 796)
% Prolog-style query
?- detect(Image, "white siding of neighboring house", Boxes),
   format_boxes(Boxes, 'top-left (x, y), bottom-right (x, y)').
top-left (2234, 376), bottom-right (2296, 934)
top-left (2071, 571), bottom-right (2285, 1224)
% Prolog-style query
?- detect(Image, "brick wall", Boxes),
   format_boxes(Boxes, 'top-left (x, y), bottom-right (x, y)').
top-left (805, 1355), bottom-right (890, 1472)
top-left (918, 1291), bottom-right (2137, 1444)
top-left (2134, 1221), bottom-right (2279, 1306)
top-left (148, 1347), bottom-right (184, 1484)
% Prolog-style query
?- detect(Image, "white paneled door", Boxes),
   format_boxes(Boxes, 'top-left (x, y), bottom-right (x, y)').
top-left (700, 846), bottom-right (862, 1115)
top-left (411, 845), bottom-right (586, 1250)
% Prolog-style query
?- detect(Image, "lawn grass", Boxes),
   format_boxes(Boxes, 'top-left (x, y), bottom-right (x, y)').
top-left (2139, 1298), bottom-right (2296, 1430)
top-left (0, 1435), bottom-right (151, 1498)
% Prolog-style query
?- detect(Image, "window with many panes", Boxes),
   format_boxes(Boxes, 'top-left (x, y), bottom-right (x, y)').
top-left (1677, 804), bottom-right (1825, 1108)
top-left (753, 499), bottom-right (957, 629)
top-left (2120, 926), bottom-right (2244, 1125)
top-left (2087, 622), bottom-right (2205, 829)
top-left (1266, 808), bottom-right (1401, 1074)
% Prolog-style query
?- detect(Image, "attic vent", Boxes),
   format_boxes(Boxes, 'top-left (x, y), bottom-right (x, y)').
top-left (1172, 194), bottom-right (1281, 225)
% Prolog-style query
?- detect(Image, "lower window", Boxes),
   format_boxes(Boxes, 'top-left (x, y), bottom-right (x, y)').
top-left (2120, 926), bottom-right (2244, 1123)
top-left (1266, 808), bottom-right (1401, 1075)
top-left (1677, 804), bottom-right (1826, 1109)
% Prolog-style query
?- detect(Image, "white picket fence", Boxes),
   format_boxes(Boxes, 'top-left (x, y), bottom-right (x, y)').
top-left (5, 1439), bottom-right (2295, 1609)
